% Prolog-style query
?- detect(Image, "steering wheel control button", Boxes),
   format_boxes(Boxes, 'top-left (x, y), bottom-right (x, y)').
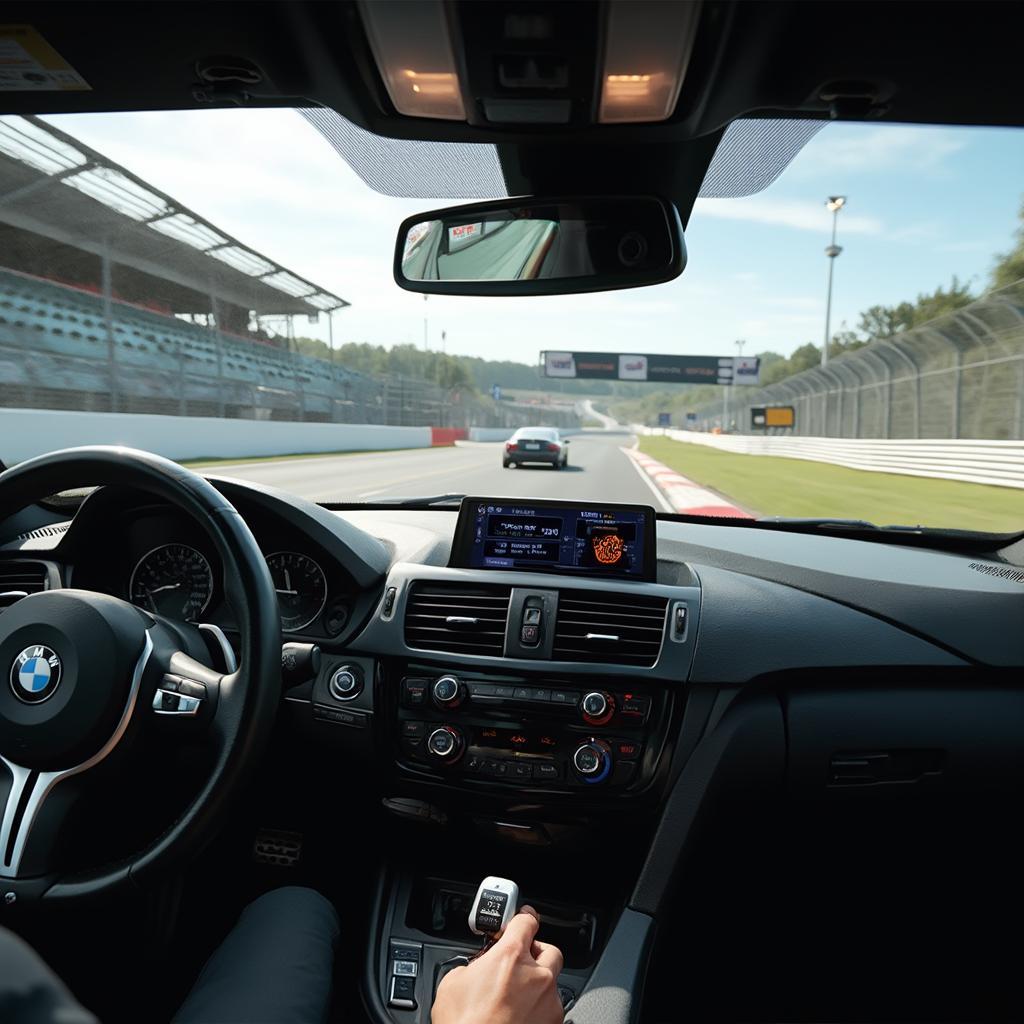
top-left (581, 690), bottom-right (615, 726)
top-left (328, 665), bottom-right (362, 701)
top-left (153, 688), bottom-right (202, 716)
top-left (432, 674), bottom-right (463, 708)
top-left (9, 645), bottom-right (62, 705)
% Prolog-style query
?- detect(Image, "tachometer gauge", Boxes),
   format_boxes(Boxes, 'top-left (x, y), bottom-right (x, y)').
top-left (130, 543), bottom-right (214, 621)
top-left (266, 551), bottom-right (328, 632)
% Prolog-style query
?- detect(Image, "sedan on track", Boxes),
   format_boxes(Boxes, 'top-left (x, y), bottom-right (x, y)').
top-left (503, 427), bottom-right (569, 469)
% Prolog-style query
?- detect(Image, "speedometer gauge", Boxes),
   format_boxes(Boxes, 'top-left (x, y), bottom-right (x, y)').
top-left (130, 543), bottom-right (213, 621)
top-left (266, 552), bottom-right (328, 631)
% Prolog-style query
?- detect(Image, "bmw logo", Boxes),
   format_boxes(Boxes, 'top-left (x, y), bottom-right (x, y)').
top-left (10, 645), bottom-right (62, 704)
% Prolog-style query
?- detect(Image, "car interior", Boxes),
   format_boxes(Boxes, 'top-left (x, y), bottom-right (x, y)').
top-left (1, 2), bottom-right (1023, 1022)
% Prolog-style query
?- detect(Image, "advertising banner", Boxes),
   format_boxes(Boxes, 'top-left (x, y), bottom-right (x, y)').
top-left (541, 351), bottom-right (760, 386)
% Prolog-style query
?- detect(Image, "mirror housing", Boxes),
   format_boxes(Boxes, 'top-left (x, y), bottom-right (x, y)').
top-left (395, 196), bottom-right (685, 296)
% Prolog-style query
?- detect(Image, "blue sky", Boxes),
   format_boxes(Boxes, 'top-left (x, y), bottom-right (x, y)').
top-left (46, 108), bottom-right (1024, 363)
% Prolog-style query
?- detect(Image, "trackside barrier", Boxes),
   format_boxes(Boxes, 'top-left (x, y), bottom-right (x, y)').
top-left (430, 427), bottom-right (468, 446)
top-left (468, 427), bottom-right (515, 442)
top-left (0, 408), bottom-right (432, 465)
top-left (640, 428), bottom-right (1024, 490)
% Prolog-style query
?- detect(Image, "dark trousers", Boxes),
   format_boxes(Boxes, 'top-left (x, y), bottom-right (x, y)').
top-left (0, 887), bottom-right (341, 1024)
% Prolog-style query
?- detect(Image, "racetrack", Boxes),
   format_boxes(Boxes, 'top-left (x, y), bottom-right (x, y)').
top-left (202, 431), bottom-right (672, 508)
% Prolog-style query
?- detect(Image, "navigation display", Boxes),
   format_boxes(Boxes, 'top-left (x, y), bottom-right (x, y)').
top-left (451, 498), bottom-right (655, 580)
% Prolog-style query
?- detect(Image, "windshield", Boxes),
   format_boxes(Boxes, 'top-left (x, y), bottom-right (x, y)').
top-left (1, 109), bottom-right (1022, 533)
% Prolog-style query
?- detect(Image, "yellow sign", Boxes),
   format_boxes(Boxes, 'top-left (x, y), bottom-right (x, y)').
top-left (0, 25), bottom-right (90, 92)
top-left (765, 406), bottom-right (795, 427)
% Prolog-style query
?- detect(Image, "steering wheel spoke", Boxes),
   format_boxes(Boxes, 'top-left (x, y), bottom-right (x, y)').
top-left (0, 446), bottom-right (281, 906)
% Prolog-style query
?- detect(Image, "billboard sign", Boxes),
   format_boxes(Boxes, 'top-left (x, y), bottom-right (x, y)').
top-left (541, 351), bottom-right (760, 386)
top-left (657, 412), bottom-right (671, 427)
top-left (619, 354), bottom-right (649, 380)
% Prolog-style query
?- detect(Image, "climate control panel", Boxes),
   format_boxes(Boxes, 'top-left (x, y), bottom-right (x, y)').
top-left (393, 669), bottom-right (663, 793)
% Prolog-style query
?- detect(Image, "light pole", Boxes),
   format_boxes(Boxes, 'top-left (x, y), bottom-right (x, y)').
top-left (723, 339), bottom-right (746, 431)
top-left (822, 195), bottom-right (846, 366)
top-left (423, 294), bottom-right (429, 351)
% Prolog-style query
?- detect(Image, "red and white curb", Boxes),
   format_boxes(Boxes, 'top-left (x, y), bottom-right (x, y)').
top-left (623, 448), bottom-right (751, 518)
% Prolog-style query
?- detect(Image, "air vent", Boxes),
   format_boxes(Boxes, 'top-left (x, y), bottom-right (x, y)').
top-left (552, 590), bottom-right (668, 666)
top-left (16, 522), bottom-right (70, 541)
top-left (0, 561), bottom-right (49, 610)
top-left (405, 582), bottom-right (511, 657)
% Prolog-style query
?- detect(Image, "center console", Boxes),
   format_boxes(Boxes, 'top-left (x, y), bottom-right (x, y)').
top-left (393, 666), bottom-right (669, 795)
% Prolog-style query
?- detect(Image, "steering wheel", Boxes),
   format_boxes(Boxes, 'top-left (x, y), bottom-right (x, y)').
top-left (0, 447), bottom-right (281, 906)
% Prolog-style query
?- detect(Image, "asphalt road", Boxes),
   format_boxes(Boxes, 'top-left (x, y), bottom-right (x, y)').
top-left (205, 431), bottom-right (671, 508)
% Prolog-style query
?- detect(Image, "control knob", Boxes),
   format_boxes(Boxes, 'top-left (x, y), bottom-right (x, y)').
top-left (572, 739), bottom-right (612, 783)
top-left (580, 690), bottom-right (614, 726)
top-left (432, 674), bottom-right (464, 709)
top-left (426, 725), bottom-right (465, 763)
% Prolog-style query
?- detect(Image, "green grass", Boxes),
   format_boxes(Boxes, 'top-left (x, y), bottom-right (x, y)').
top-left (640, 437), bottom-right (1024, 533)
top-left (181, 447), bottom-right (426, 469)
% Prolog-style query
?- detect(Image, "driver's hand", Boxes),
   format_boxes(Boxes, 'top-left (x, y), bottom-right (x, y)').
top-left (432, 906), bottom-right (565, 1024)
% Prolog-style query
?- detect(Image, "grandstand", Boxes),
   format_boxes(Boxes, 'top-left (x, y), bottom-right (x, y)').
top-left (0, 114), bottom-right (543, 429)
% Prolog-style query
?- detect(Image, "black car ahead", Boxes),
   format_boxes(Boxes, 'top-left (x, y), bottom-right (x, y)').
top-left (503, 427), bottom-right (569, 469)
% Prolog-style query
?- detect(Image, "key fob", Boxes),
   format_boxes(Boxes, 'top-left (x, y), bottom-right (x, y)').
top-left (468, 876), bottom-right (519, 936)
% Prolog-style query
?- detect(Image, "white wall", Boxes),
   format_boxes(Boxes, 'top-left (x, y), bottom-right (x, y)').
top-left (468, 427), bottom-right (515, 442)
top-left (638, 427), bottom-right (1024, 490)
top-left (0, 408), bottom-right (431, 465)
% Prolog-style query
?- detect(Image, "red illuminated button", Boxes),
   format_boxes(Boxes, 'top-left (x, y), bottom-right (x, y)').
top-left (613, 740), bottom-right (643, 760)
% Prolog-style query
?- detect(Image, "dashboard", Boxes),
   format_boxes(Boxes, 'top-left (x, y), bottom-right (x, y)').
top-left (2, 477), bottom-right (1022, 1023)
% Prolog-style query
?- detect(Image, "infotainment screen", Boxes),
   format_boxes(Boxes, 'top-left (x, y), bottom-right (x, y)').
top-left (450, 498), bottom-right (656, 581)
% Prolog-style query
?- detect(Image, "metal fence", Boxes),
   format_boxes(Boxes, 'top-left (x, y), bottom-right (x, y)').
top-left (692, 280), bottom-right (1024, 440)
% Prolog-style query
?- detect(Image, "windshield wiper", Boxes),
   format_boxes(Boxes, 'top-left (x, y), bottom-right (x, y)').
top-left (321, 493), bottom-right (467, 510)
top-left (751, 516), bottom-right (1022, 550)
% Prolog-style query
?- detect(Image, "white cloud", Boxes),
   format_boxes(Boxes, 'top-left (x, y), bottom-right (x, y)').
top-left (793, 125), bottom-right (967, 175)
top-left (692, 196), bottom-right (883, 235)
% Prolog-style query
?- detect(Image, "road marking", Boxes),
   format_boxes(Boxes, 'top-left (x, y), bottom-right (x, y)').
top-left (622, 449), bottom-right (676, 513)
top-left (622, 448), bottom-right (750, 517)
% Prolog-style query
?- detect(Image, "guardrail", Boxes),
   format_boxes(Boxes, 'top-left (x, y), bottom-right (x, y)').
top-left (641, 428), bottom-right (1024, 489)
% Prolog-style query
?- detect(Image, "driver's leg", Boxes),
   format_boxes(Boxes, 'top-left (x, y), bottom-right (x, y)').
top-left (0, 926), bottom-right (98, 1024)
top-left (173, 886), bottom-right (340, 1024)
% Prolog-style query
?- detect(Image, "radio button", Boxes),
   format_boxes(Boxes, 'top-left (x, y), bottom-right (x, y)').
top-left (513, 687), bottom-right (531, 700)
top-left (494, 685), bottom-right (515, 699)
top-left (512, 763), bottom-right (533, 779)
top-left (534, 761), bottom-right (562, 781)
top-left (470, 683), bottom-right (496, 697)
top-left (533, 688), bottom-right (551, 702)
top-left (551, 690), bottom-right (579, 706)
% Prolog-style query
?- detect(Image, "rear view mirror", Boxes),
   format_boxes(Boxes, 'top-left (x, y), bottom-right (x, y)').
top-left (395, 196), bottom-right (685, 296)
